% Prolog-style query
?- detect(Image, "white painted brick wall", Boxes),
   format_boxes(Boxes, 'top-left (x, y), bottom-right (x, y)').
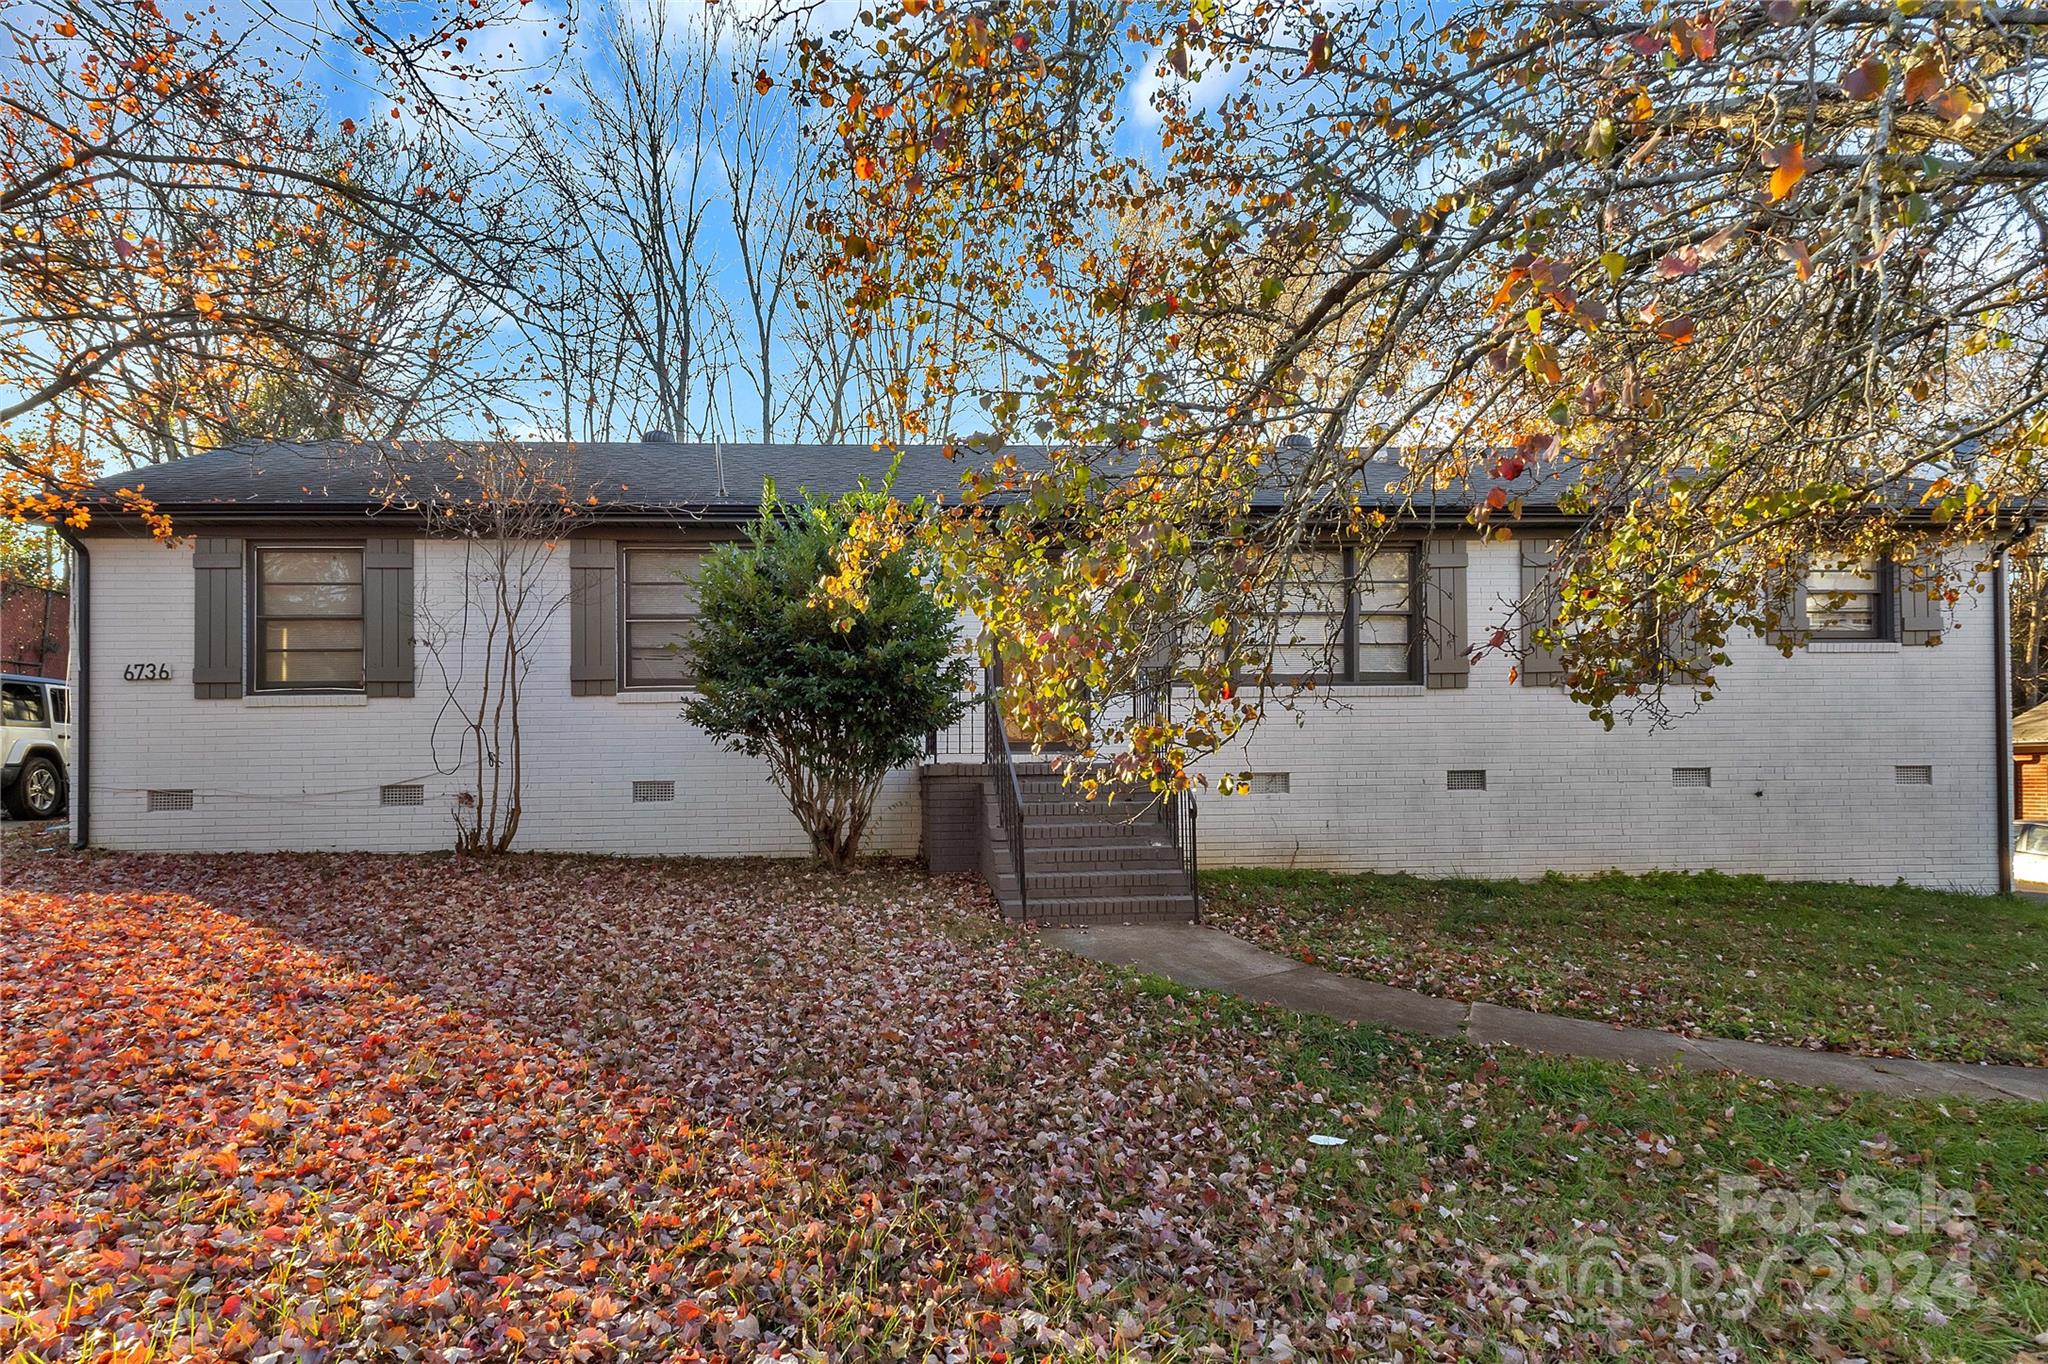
top-left (79, 532), bottom-right (2004, 892)
top-left (81, 534), bottom-right (918, 858)
top-left (1189, 540), bottom-right (2003, 892)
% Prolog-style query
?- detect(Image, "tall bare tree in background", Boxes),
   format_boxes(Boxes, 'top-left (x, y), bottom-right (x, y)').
top-left (505, 0), bottom-right (946, 447)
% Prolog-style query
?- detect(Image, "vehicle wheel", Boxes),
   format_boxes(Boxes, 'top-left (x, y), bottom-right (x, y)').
top-left (5, 755), bottom-right (65, 820)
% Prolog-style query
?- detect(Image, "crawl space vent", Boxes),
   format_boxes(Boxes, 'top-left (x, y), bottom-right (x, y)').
top-left (1445, 769), bottom-right (1488, 792)
top-left (380, 784), bottom-right (425, 807)
top-left (146, 789), bottom-right (194, 812)
top-left (1671, 767), bottom-right (1712, 788)
top-left (1894, 765), bottom-right (1934, 786)
top-left (1241, 772), bottom-right (1291, 795)
top-left (632, 780), bottom-right (677, 803)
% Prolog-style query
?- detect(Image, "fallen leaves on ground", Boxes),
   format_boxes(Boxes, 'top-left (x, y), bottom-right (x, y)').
top-left (3, 842), bottom-right (2040, 1361)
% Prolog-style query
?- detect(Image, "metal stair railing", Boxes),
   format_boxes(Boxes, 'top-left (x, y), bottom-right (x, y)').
top-left (983, 669), bottom-right (1031, 924)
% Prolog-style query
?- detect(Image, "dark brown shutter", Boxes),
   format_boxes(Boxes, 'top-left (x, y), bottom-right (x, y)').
top-left (192, 536), bottom-right (245, 699)
top-left (1421, 537), bottom-right (1469, 689)
top-left (1896, 555), bottom-right (1944, 646)
top-left (364, 537), bottom-right (416, 697)
top-left (570, 537), bottom-right (619, 696)
top-left (1519, 538), bottom-right (1566, 687)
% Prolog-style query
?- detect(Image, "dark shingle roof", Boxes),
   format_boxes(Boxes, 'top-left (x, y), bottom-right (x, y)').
top-left (88, 438), bottom-right (1575, 523)
top-left (93, 441), bottom-right (964, 519)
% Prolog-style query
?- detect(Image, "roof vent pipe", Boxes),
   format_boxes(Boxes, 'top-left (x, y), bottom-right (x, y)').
top-left (640, 429), bottom-right (675, 444)
top-left (713, 438), bottom-right (727, 499)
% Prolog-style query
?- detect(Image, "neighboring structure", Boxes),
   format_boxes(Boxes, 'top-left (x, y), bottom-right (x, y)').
top-left (2014, 700), bottom-right (2048, 821)
top-left (64, 439), bottom-right (2013, 905)
top-left (1, 576), bottom-right (68, 677)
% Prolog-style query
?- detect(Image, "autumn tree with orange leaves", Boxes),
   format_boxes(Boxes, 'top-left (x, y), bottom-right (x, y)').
top-left (0, 0), bottom-right (549, 531)
top-left (803, 0), bottom-right (2048, 782)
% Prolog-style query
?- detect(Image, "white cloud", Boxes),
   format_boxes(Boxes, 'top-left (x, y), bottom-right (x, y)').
top-left (1128, 41), bottom-right (1250, 129)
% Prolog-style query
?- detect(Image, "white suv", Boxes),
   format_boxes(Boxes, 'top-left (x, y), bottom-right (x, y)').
top-left (1, 674), bottom-right (70, 820)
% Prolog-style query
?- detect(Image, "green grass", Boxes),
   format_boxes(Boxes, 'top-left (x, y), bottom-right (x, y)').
top-left (1202, 867), bottom-right (2048, 1064)
top-left (1102, 967), bottom-right (2048, 1363)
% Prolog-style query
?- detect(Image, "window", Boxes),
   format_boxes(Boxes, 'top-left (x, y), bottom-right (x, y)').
top-left (1268, 546), bottom-right (1417, 683)
top-left (255, 546), bottom-right (365, 691)
top-left (48, 686), bottom-right (66, 724)
top-left (1806, 558), bottom-right (1888, 639)
top-left (621, 547), bottom-right (707, 688)
top-left (1271, 549), bottom-right (1348, 680)
top-left (1, 681), bottom-right (45, 725)
top-left (1355, 548), bottom-right (1416, 681)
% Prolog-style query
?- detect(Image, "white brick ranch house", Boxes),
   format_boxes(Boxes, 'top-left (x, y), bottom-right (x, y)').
top-left (60, 438), bottom-right (2018, 912)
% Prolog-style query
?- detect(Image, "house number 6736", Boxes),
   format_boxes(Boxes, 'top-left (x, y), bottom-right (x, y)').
top-left (123, 662), bottom-right (172, 682)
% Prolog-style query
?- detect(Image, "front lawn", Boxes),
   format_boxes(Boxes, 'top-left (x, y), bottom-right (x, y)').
top-left (4, 842), bottom-right (2045, 1362)
top-left (1204, 867), bottom-right (2048, 1065)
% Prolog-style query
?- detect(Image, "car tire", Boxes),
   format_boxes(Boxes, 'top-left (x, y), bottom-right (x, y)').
top-left (5, 754), bottom-right (65, 820)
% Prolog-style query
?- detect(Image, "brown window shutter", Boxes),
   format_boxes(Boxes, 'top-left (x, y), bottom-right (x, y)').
top-left (569, 537), bottom-right (619, 696)
top-left (1421, 536), bottom-right (1469, 689)
top-left (1518, 538), bottom-right (1566, 687)
top-left (192, 536), bottom-right (245, 699)
top-left (1896, 554), bottom-right (1944, 646)
top-left (364, 537), bottom-right (416, 697)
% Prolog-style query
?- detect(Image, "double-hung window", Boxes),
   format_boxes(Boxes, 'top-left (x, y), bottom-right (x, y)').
top-left (1805, 557), bottom-right (1888, 640)
top-left (1354, 547), bottom-right (1417, 682)
top-left (254, 546), bottom-right (365, 691)
top-left (1268, 545), bottom-right (1418, 684)
top-left (621, 546), bottom-right (706, 688)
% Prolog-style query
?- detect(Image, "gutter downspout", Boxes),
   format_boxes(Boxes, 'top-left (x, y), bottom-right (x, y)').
top-left (53, 529), bottom-right (87, 850)
top-left (1996, 546), bottom-right (2015, 894)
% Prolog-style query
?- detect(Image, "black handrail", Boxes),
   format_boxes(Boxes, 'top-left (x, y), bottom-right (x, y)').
top-left (983, 671), bottom-right (1031, 924)
top-left (1161, 787), bottom-right (1199, 918)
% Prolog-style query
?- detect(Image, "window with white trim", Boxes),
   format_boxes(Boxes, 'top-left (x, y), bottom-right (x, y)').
top-left (1805, 558), bottom-right (1887, 640)
top-left (621, 546), bottom-right (706, 688)
top-left (254, 546), bottom-right (365, 691)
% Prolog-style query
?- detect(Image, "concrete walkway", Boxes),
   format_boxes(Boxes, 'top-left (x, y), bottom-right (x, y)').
top-left (1043, 924), bottom-right (2048, 1102)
